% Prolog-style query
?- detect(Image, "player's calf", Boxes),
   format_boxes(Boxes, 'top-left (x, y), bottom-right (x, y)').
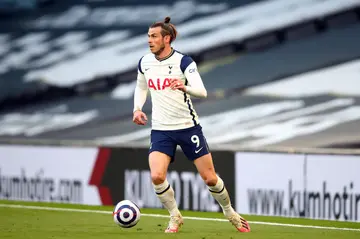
top-left (206, 175), bottom-right (251, 232)
top-left (207, 175), bottom-right (236, 217)
top-left (153, 179), bottom-right (181, 217)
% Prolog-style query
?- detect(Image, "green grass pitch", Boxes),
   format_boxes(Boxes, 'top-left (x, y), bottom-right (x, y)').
top-left (0, 200), bottom-right (359, 239)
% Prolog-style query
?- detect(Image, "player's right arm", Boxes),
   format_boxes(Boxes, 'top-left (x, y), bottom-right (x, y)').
top-left (133, 59), bottom-right (148, 125)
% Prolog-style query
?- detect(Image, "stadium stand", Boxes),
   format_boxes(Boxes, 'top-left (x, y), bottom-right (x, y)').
top-left (0, 0), bottom-right (359, 149)
top-left (186, 23), bottom-right (360, 94)
top-left (0, 0), bottom-right (245, 108)
top-left (0, 0), bottom-right (39, 12)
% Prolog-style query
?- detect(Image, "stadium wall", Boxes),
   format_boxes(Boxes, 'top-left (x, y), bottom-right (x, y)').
top-left (0, 144), bottom-right (359, 222)
top-left (235, 152), bottom-right (360, 222)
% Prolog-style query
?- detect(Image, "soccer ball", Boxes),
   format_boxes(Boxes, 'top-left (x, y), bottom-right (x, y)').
top-left (113, 200), bottom-right (141, 228)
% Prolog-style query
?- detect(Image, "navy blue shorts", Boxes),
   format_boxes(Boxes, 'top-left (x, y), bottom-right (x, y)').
top-left (149, 124), bottom-right (210, 162)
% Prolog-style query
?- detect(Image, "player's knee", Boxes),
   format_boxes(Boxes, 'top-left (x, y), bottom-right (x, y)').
top-left (151, 172), bottom-right (166, 185)
top-left (203, 174), bottom-right (218, 186)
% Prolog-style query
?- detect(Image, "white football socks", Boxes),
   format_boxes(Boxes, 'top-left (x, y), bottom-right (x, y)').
top-left (153, 176), bottom-right (235, 218)
top-left (153, 180), bottom-right (181, 217)
top-left (208, 176), bottom-right (236, 218)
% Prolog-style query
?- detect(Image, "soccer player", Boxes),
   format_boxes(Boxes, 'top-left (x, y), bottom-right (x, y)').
top-left (132, 16), bottom-right (250, 233)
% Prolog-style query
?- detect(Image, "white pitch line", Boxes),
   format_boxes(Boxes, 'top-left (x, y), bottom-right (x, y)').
top-left (1, 204), bottom-right (359, 232)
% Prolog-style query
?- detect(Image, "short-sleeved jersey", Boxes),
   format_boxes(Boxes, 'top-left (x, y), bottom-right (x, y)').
top-left (137, 49), bottom-right (201, 131)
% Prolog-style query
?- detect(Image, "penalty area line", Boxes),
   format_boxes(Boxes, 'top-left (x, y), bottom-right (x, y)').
top-left (0, 204), bottom-right (359, 232)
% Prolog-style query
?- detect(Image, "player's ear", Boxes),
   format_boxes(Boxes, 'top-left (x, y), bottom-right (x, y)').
top-left (164, 35), bottom-right (171, 44)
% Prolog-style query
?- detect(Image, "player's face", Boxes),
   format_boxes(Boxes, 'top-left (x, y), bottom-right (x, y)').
top-left (148, 27), bottom-right (166, 56)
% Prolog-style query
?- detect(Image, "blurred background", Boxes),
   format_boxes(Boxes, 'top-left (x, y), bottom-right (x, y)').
top-left (0, 0), bottom-right (360, 149)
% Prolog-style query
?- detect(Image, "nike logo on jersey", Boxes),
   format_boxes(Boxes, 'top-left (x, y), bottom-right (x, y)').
top-left (195, 147), bottom-right (203, 154)
top-left (145, 68), bottom-right (149, 71)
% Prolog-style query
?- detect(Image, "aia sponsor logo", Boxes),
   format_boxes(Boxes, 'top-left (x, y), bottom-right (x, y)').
top-left (148, 78), bottom-right (176, 90)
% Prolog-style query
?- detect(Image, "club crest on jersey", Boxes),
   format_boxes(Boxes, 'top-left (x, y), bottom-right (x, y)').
top-left (148, 78), bottom-right (172, 90)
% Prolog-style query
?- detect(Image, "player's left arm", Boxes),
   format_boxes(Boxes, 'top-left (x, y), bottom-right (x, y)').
top-left (183, 61), bottom-right (207, 98)
top-left (170, 57), bottom-right (207, 98)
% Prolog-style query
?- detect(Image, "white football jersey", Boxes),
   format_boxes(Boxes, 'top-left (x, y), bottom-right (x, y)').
top-left (134, 49), bottom-right (207, 131)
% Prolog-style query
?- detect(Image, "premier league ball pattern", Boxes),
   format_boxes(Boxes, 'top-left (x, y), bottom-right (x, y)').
top-left (113, 200), bottom-right (141, 228)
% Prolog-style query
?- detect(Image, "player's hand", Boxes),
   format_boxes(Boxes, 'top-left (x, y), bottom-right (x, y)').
top-left (170, 79), bottom-right (186, 92)
top-left (133, 110), bottom-right (148, 125)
